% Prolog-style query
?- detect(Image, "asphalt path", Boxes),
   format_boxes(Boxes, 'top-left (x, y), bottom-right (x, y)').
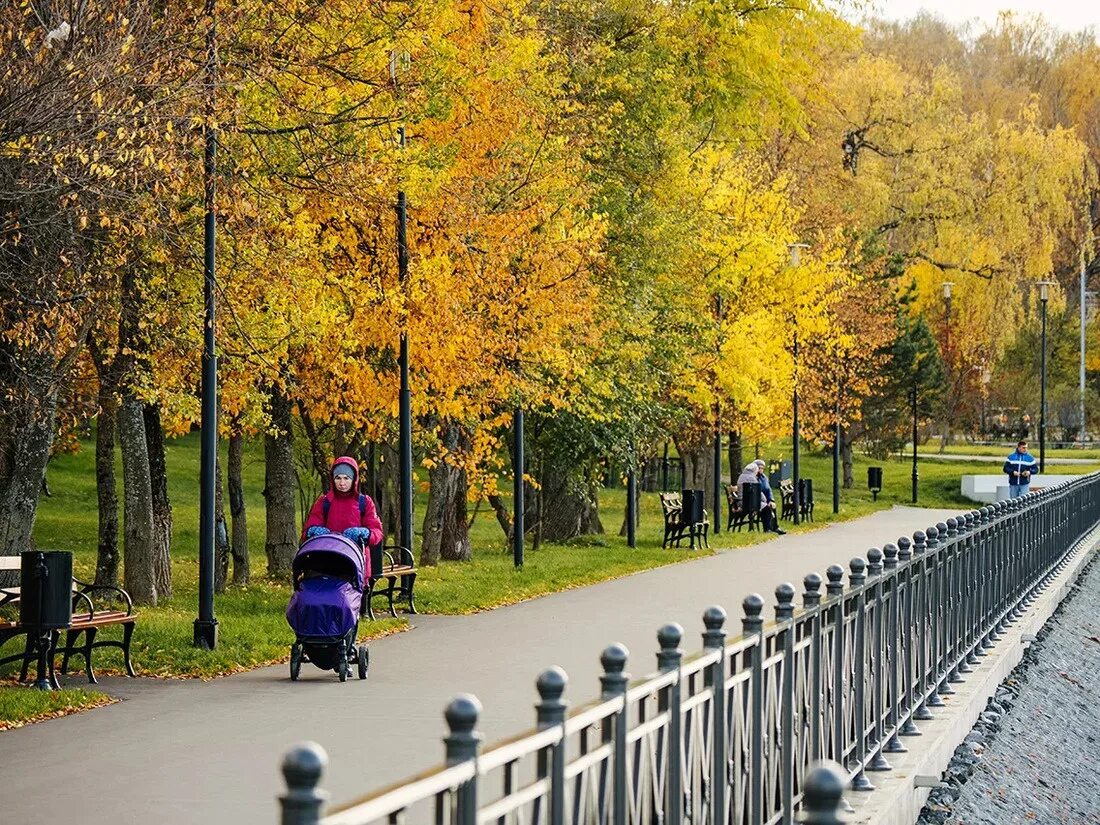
top-left (0, 505), bottom-right (959, 825)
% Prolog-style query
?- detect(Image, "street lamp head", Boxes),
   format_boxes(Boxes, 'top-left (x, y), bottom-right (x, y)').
top-left (942, 281), bottom-right (954, 300)
top-left (1038, 280), bottom-right (1055, 302)
top-left (787, 242), bottom-right (810, 268)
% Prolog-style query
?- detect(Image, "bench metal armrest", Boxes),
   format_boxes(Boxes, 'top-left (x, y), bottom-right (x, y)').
top-left (382, 544), bottom-right (414, 568)
top-left (74, 579), bottom-right (134, 616)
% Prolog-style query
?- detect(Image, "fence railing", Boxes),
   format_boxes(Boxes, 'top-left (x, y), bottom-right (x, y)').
top-left (279, 474), bottom-right (1100, 825)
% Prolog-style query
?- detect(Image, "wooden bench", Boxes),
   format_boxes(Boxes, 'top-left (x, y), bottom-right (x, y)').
top-left (658, 493), bottom-right (709, 549)
top-left (0, 556), bottom-right (137, 687)
top-left (725, 484), bottom-right (758, 532)
top-left (363, 544), bottom-right (418, 620)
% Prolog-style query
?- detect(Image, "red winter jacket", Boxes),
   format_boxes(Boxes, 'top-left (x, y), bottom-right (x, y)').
top-left (301, 456), bottom-right (384, 546)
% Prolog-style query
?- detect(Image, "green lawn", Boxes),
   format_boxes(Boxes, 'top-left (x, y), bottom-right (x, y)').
top-left (0, 683), bottom-right (113, 730)
top-left (8, 433), bottom-right (1096, 689)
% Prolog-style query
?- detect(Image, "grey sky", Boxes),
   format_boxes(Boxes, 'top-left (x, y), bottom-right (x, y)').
top-left (865, 0), bottom-right (1100, 37)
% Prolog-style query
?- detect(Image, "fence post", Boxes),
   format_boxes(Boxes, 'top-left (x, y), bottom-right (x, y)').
top-left (911, 530), bottom-right (935, 720)
top-left (934, 521), bottom-right (955, 698)
top-left (825, 565), bottom-right (845, 765)
top-left (945, 517), bottom-right (964, 685)
top-left (280, 743), bottom-right (329, 825)
top-left (742, 594), bottom-right (765, 825)
top-left (959, 513), bottom-right (977, 673)
top-left (702, 607), bottom-right (728, 825)
top-left (865, 548), bottom-right (890, 773)
top-left (445, 695), bottom-right (483, 825)
top-left (896, 536), bottom-right (920, 737)
top-left (537, 668), bottom-right (569, 825)
top-left (658, 623), bottom-right (684, 825)
top-left (775, 583), bottom-right (796, 824)
top-left (600, 644), bottom-right (630, 825)
top-left (923, 525), bottom-right (945, 709)
top-left (848, 557), bottom-right (874, 791)
top-left (803, 573), bottom-right (823, 763)
top-left (881, 543), bottom-right (906, 754)
top-left (800, 762), bottom-right (848, 825)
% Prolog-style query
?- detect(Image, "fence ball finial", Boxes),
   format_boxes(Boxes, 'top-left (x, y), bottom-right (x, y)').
top-left (945, 517), bottom-right (958, 537)
top-left (742, 594), bottom-right (765, 633)
top-left (848, 557), bottom-right (866, 587)
top-left (925, 525), bottom-right (939, 548)
top-left (657, 623), bottom-right (684, 671)
top-left (702, 607), bottom-right (727, 650)
top-left (775, 583), bottom-right (796, 620)
top-left (803, 572), bottom-right (823, 608)
top-left (280, 742), bottom-right (329, 825)
top-left (703, 605), bottom-right (727, 631)
top-left (444, 694), bottom-right (483, 765)
top-left (897, 535), bottom-right (912, 561)
top-left (882, 543), bottom-right (898, 570)
top-left (867, 547), bottom-right (883, 576)
top-left (800, 760), bottom-right (848, 824)
top-left (600, 643), bottom-right (629, 699)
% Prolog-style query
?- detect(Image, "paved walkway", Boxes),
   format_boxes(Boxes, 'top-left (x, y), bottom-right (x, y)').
top-left (0, 506), bottom-right (958, 825)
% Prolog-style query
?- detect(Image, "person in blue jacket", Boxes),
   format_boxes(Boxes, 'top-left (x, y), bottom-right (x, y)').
top-left (1003, 440), bottom-right (1038, 497)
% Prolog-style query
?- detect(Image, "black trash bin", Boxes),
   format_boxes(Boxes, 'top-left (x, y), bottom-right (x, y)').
top-left (20, 551), bottom-right (73, 631)
top-left (867, 467), bottom-right (883, 501)
top-left (681, 489), bottom-right (705, 524)
top-left (20, 551), bottom-right (72, 690)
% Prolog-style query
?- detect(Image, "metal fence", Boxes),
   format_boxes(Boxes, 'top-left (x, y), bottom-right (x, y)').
top-left (279, 474), bottom-right (1100, 825)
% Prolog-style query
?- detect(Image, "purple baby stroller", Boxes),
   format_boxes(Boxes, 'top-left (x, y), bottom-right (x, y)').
top-left (287, 533), bottom-right (370, 681)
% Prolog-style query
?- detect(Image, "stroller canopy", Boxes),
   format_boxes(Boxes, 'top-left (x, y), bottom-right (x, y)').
top-left (293, 533), bottom-right (366, 591)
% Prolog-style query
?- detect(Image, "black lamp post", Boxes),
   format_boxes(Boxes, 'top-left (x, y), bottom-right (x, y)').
top-left (788, 243), bottom-right (809, 525)
top-left (1039, 280), bottom-right (1054, 473)
top-left (832, 395), bottom-right (840, 515)
top-left (194, 0), bottom-right (219, 650)
top-left (513, 406), bottom-right (524, 567)
top-left (392, 55), bottom-right (414, 559)
top-left (911, 378), bottom-right (918, 504)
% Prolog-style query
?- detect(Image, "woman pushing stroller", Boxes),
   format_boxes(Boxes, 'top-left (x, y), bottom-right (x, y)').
top-left (302, 456), bottom-right (384, 548)
top-left (285, 456), bottom-right (382, 682)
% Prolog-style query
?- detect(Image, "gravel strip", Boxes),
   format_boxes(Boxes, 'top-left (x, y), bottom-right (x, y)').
top-left (917, 555), bottom-right (1100, 825)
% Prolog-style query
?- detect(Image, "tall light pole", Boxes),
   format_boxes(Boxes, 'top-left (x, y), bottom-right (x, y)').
top-left (1080, 247), bottom-right (1088, 442)
top-left (1038, 280), bottom-right (1054, 472)
top-left (713, 294), bottom-right (723, 534)
top-left (194, 0), bottom-right (219, 650)
top-left (392, 54), bottom-right (414, 558)
top-left (832, 393), bottom-right (840, 515)
top-left (788, 243), bottom-right (809, 525)
top-left (513, 406), bottom-right (524, 566)
top-left (911, 378), bottom-right (918, 504)
top-left (942, 281), bottom-right (954, 449)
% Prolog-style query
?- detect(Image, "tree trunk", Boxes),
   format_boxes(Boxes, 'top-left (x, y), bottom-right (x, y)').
top-left (94, 392), bottom-right (120, 586)
top-left (264, 389), bottom-right (298, 578)
top-left (119, 394), bottom-right (157, 605)
top-left (538, 456), bottom-right (603, 542)
top-left (143, 403), bottom-right (172, 600)
top-left (0, 383), bottom-right (58, 584)
top-left (728, 430), bottom-right (743, 480)
top-left (228, 431), bottom-right (250, 585)
top-left (487, 494), bottom-right (513, 542)
top-left (90, 333), bottom-right (120, 587)
top-left (214, 456), bottom-right (230, 593)
top-left (420, 425), bottom-right (472, 565)
top-left (618, 477), bottom-right (641, 536)
top-left (378, 443), bottom-right (400, 540)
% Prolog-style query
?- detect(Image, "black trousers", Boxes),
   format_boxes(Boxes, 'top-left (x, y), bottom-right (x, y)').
top-left (758, 505), bottom-right (779, 531)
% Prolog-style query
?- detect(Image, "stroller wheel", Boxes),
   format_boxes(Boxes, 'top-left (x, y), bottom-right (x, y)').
top-left (338, 658), bottom-right (349, 682)
top-left (358, 646), bottom-right (369, 680)
top-left (290, 644), bottom-right (302, 682)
